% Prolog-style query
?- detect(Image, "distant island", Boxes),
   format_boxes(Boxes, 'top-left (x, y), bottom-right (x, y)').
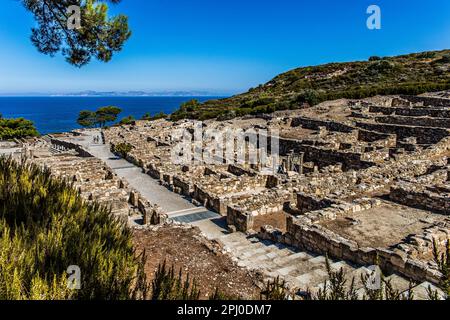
top-left (0, 90), bottom-right (233, 97)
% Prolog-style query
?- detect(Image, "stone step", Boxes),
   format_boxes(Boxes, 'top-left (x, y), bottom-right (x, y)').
top-left (411, 281), bottom-right (445, 300)
top-left (219, 232), bottom-right (247, 244)
top-left (384, 274), bottom-right (412, 293)
top-left (272, 252), bottom-right (313, 267)
top-left (308, 255), bottom-right (327, 265)
top-left (309, 266), bottom-right (371, 298)
top-left (239, 246), bottom-right (270, 260)
top-left (294, 268), bottom-right (330, 290)
top-left (220, 233), bottom-right (426, 299)
top-left (233, 241), bottom-right (266, 255)
top-left (244, 248), bottom-right (293, 270)
top-left (239, 240), bottom-right (287, 259)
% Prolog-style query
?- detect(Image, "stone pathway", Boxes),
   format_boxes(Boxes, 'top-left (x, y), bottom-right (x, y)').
top-left (71, 130), bottom-right (210, 215)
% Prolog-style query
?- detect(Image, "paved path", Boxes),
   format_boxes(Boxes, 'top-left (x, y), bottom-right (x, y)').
top-left (66, 131), bottom-right (228, 238)
top-left (0, 147), bottom-right (21, 156)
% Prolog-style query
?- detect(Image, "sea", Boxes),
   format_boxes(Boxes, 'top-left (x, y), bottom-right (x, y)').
top-left (0, 96), bottom-right (223, 135)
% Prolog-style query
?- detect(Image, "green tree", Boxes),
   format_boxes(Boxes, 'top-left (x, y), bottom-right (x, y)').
top-left (0, 118), bottom-right (39, 140)
top-left (96, 106), bottom-right (122, 127)
top-left (119, 115), bottom-right (135, 125)
top-left (142, 112), bottom-right (168, 121)
top-left (77, 110), bottom-right (97, 128)
top-left (21, 0), bottom-right (131, 67)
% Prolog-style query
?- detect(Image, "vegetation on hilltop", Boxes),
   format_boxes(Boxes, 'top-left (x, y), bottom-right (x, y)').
top-left (119, 115), bottom-right (136, 125)
top-left (171, 49), bottom-right (450, 121)
top-left (0, 115), bottom-right (39, 140)
top-left (142, 111), bottom-right (168, 121)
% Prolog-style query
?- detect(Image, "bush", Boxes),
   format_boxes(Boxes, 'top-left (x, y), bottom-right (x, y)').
top-left (142, 112), bottom-right (168, 121)
top-left (437, 54), bottom-right (450, 64)
top-left (112, 142), bottom-right (133, 158)
top-left (119, 115), bottom-right (135, 125)
top-left (295, 90), bottom-right (323, 106)
top-left (417, 52), bottom-right (436, 59)
top-left (0, 118), bottom-right (39, 140)
top-left (151, 261), bottom-right (200, 300)
top-left (0, 157), bottom-right (138, 300)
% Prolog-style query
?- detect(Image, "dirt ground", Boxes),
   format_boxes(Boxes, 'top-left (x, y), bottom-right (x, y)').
top-left (133, 225), bottom-right (262, 299)
top-left (319, 201), bottom-right (447, 249)
top-left (253, 211), bottom-right (288, 232)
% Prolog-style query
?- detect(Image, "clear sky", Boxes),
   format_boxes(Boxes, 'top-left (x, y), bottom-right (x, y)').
top-left (0, 0), bottom-right (449, 95)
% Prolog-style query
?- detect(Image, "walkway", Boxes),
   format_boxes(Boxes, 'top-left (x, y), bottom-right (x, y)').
top-left (66, 130), bottom-right (228, 238)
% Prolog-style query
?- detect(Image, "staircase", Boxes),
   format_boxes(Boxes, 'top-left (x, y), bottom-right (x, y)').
top-left (219, 232), bottom-right (444, 300)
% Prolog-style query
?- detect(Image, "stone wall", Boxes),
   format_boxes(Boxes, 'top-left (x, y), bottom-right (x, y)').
top-left (390, 185), bottom-right (450, 215)
top-left (369, 105), bottom-right (450, 118)
top-left (296, 193), bottom-right (335, 214)
top-left (50, 137), bottom-right (93, 158)
top-left (375, 116), bottom-right (450, 129)
top-left (278, 137), bottom-right (374, 170)
top-left (291, 117), bottom-right (354, 133)
top-left (355, 122), bottom-right (449, 144)
top-left (227, 206), bottom-right (253, 232)
top-left (399, 95), bottom-right (450, 108)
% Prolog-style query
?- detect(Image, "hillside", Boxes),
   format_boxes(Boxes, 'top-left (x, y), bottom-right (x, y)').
top-left (171, 49), bottom-right (450, 121)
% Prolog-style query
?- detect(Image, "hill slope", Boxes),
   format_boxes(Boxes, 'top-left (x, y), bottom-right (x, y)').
top-left (171, 49), bottom-right (450, 121)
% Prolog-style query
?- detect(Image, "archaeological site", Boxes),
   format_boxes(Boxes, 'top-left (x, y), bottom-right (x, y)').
top-left (4, 92), bottom-right (449, 300)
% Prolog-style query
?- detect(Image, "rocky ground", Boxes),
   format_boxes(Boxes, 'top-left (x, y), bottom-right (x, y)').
top-left (132, 225), bottom-right (263, 300)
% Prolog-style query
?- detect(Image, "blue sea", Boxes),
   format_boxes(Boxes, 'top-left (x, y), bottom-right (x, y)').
top-left (0, 96), bottom-right (222, 135)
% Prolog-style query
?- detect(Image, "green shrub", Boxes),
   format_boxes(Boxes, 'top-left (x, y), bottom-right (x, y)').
top-left (437, 54), bottom-right (450, 64)
top-left (295, 90), bottom-right (323, 106)
top-left (142, 112), bottom-right (168, 121)
top-left (0, 157), bottom-right (138, 300)
top-left (417, 52), bottom-right (436, 59)
top-left (151, 261), bottom-right (200, 300)
top-left (112, 142), bottom-right (133, 158)
top-left (0, 118), bottom-right (39, 140)
top-left (119, 115), bottom-right (135, 125)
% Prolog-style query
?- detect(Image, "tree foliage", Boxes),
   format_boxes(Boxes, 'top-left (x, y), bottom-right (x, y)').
top-left (0, 117), bottom-right (39, 140)
top-left (77, 106), bottom-right (122, 128)
top-left (21, 0), bottom-right (131, 67)
top-left (96, 106), bottom-right (122, 126)
top-left (76, 110), bottom-right (97, 128)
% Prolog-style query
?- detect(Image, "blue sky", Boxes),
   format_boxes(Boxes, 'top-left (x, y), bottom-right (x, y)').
top-left (0, 0), bottom-right (449, 95)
